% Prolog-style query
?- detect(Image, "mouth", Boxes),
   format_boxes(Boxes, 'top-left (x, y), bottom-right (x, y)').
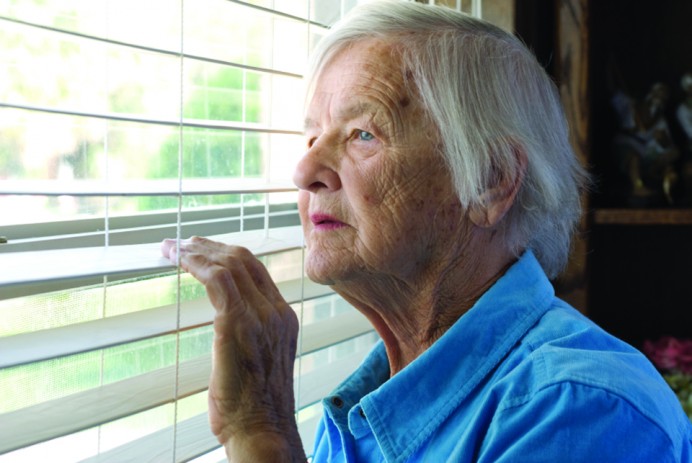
top-left (310, 213), bottom-right (347, 230)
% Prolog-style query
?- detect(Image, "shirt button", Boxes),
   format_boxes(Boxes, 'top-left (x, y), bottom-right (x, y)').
top-left (331, 396), bottom-right (344, 408)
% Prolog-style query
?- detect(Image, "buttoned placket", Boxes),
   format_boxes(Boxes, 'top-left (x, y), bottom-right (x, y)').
top-left (323, 394), bottom-right (359, 462)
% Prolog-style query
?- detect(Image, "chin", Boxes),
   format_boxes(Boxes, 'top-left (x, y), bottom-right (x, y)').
top-left (305, 268), bottom-right (336, 286)
top-left (304, 256), bottom-right (337, 286)
top-left (305, 253), bottom-right (344, 286)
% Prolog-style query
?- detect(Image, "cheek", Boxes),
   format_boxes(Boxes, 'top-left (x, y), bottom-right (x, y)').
top-left (396, 181), bottom-right (462, 236)
top-left (348, 170), bottom-right (381, 206)
top-left (354, 172), bottom-right (400, 212)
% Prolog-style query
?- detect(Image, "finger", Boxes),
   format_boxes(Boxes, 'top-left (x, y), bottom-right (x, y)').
top-left (172, 238), bottom-right (293, 327)
top-left (216, 246), bottom-right (286, 307)
top-left (180, 239), bottom-right (286, 307)
top-left (160, 238), bottom-right (177, 260)
top-left (183, 251), bottom-right (281, 321)
top-left (160, 237), bottom-right (194, 262)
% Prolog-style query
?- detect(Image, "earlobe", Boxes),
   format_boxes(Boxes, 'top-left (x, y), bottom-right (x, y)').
top-left (469, 145), bottom-right (527, 229)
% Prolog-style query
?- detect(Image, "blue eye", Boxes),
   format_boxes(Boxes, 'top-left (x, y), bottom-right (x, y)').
top-left (357, 130), bottom-right (374, 141)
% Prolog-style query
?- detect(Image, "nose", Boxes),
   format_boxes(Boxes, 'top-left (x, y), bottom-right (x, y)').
top-left (292, 141), bottom-right (342, 193)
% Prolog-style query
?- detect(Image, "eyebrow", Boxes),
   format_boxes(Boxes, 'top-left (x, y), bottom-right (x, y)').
top-left (304, 100), bottom-right (381, 131)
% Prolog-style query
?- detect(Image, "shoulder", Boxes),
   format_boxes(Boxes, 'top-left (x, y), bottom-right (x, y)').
top-left (482, 302), bottom-right (692, 461)
top-left (481, 379), bottom-right (692, 462)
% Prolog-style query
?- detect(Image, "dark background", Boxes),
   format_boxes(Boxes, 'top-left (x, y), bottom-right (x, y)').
top-left (516, 0), bottom-right (692, 348)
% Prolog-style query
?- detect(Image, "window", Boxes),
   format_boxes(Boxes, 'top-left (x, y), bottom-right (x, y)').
top-left (0, 0), bottom-right (506, 461)
top-left (0, 1), bottom-right (375, 461)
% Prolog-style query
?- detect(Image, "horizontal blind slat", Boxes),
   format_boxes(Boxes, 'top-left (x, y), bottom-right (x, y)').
top-left (0, 212), bottom-right (299, 253)
top-left (0, 178), bottom-right (297, 197)
top-left (81, 412), bottom-right (216, 463)
top-left (0, 102), bottom-right (304, 134)
top-left (0, 226), bottom-right (303, 294)
top-left (224, 0), bottom-right (332, 27)
top-left (1, 206), bottom-right (299, 254)
top-left (1, 204), bottom-right (295, 240)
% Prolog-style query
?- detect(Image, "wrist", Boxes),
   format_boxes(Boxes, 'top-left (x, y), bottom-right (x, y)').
top-left (224, 430), bottom-right (306, 463)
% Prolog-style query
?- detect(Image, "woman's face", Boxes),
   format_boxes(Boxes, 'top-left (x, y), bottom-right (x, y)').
top-left (293, 40), bottom-right (464, 286)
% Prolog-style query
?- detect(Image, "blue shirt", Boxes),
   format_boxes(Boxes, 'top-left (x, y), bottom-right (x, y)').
top-left (312, 251), bottom-right (692, 462)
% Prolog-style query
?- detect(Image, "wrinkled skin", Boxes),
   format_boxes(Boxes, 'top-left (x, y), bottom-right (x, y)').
top-left (294, 40), bottom-right (520, 374)
top-left (296, 40), bottom-right (464, 289)
top-left (161, 38), bottom-right (523, 462)
top-left (160, 237), bottom-right (305, 461)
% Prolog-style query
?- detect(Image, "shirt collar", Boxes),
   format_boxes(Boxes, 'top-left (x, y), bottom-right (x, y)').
top-left (341, 251), bottom-right (555, 461)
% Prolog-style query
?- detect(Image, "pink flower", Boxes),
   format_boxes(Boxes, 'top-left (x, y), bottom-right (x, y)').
top-left (643, 337), bottom-right (692, 375)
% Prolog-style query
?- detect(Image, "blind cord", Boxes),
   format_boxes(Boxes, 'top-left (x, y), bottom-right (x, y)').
top-left (172, 0), bottom-right (185, 459)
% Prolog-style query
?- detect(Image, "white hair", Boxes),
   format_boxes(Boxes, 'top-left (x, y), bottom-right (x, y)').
top-left (307, 0), bottom-right (589, 279)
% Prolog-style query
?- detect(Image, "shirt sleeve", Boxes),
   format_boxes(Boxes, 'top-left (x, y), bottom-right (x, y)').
top-left (478, 381), bottom-right (691, 463)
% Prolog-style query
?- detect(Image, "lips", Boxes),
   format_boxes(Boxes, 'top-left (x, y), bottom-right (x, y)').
top-left (310, 213), bottom-right (347, 230)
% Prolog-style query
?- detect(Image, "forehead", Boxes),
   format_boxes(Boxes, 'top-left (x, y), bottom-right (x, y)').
top-left (306, 39), bottom-right (413, 123)
top-left (320, 38), bottom-right (404, 82)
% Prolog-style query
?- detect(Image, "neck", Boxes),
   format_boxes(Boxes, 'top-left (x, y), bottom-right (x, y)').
top-left (332, 228), bottom-right (517, 376)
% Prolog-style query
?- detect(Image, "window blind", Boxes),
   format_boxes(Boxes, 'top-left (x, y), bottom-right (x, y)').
top-left (0, 1), bottom-right (376, 461)
top-left (0, 0), bottom-right (492, 461)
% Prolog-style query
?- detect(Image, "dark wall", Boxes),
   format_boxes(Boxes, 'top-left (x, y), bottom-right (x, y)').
top-left (514, 0), bottom-right (557, 78)
top-left (589, 225), bottom-right (692, 347)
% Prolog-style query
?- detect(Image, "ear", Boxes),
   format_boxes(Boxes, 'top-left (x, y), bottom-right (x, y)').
top-left (469, 145), bottom-right (527, 228)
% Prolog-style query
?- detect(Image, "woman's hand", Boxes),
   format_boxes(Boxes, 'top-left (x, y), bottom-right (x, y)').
top-left (161, 236), bottom-right (305, 462)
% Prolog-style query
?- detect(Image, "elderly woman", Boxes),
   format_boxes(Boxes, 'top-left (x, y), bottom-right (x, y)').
top-left (162, 1), bottom-right (692, 462)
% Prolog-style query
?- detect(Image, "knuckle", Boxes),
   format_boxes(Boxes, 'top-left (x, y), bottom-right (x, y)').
top-left (218, 255), bottom-right (246, 275)
top-left (185, 252), bottom-right (206, 265)
top-left (229, 245), bottom-right (254, 260)
top-left (284, 307), bottom-right (300, 330)
top-left (273, 302), bottom-right (298, 324)
top-left (207, 265), bottom-right (233, 283)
